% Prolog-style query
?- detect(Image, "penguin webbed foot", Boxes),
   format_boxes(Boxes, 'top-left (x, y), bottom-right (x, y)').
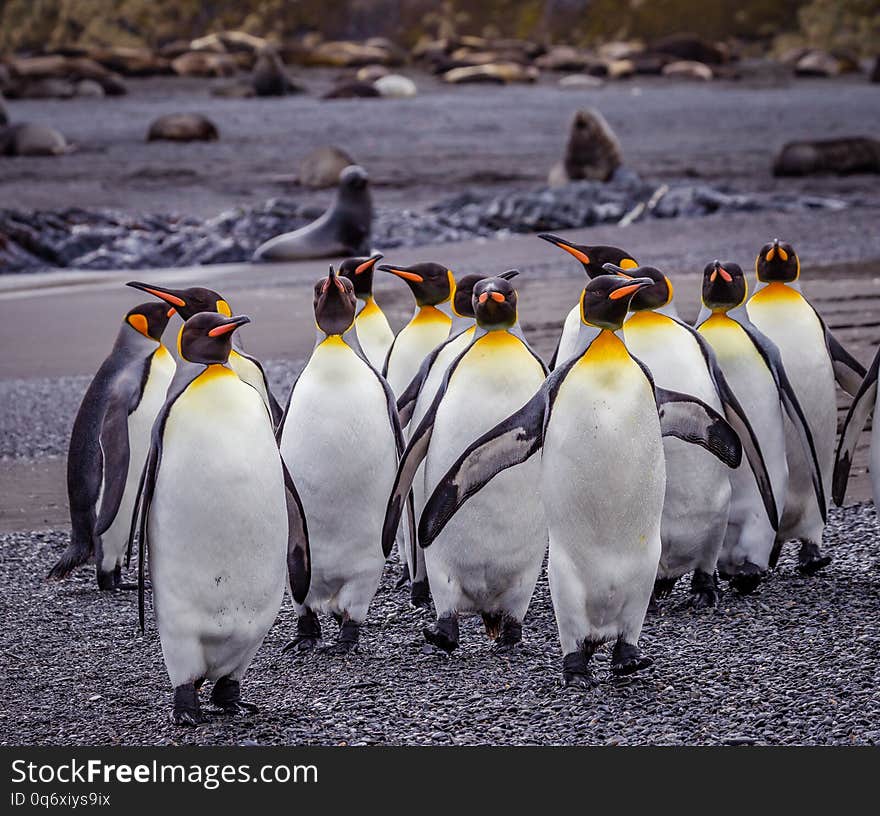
top-left (688, 570), bottom-right (720, 610)
top-left (561, 647), bottom-right (598, 689)
top-left (796, 540), bottom-right (831, 576)
top-left (410, 578), bottom-right (431, 609)
top-left (489, 615), bottom-right (523, 654)
top-left (209, 677), bottom-right (257, 717)
top-left (282, 608), bottom-right (322, 655)
top-left (726, 561), bottom-right (765, 595)
top-left (318, 619), bottom-right (360, 655)
top-left (394, 564), bottom-right (410, 589)
top-left (171, 684), bottom-right (207, 727)
top-left (611, 640), bottom-right (653, 676)
top-left (653, 575), bottom-right (678, 600)
top-left (423, 614), bottom-right (459, 653)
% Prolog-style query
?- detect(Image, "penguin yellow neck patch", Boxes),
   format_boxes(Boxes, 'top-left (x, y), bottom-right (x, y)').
top-left (358, 297), bottom-right (381, 320)
top-left (750, 281), bottom-right (803, 306)
top-left (196, 364), bottom-right (235, 385)
top-left (580, 329), bottom-right (630, 366)
top-left (413, 305), bottom-right (453, 328)
top-left (625, 310), bottom-right (673, 332)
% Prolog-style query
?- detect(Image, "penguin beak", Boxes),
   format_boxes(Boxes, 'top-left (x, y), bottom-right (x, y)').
top-left (208, 315), bottom-right (251, 337)
top-left (765, 238), bottom-right (787, 263)
top-left (498, 269), bottom-right (520, 281)
top-left (354, 254), bottom-right (383, 275)
top-left (601, 262), bottom-right (634, 279)
top-left (477, 290), bottom-right (507, 304)
top-left (609, 277), bottom-right (654, 300)
top-left (538, 233), bottom-right (591, 267)
top-left (127, 281), bottom-right (187, 308)
top-left (710, 261), bottom-right (733, 283)
top-left (378, 264), bottom-right (424, 283)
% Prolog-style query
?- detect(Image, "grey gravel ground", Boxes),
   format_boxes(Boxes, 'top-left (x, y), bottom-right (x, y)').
top-left (1, 504), bottom-right (878, 746)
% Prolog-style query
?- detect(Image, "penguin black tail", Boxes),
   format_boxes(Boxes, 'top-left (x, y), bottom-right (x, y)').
top-left (46, 536), bottom-right (93, 581)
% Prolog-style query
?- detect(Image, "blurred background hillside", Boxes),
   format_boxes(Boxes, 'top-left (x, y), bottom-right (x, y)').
top-left (1, 0), bottom-right (878, 56)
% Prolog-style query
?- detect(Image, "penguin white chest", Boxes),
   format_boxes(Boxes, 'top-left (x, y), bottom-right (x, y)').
top-left (229, 349), bottom-right (273, 421)
top-left (386, 307), bottom-right (452, 395)
top-left (150, 367), bottom-right (288, 686)
top-left (355, 298), bottom-right (395, 371)
top-left (556, 303), bottom-right (582, 367)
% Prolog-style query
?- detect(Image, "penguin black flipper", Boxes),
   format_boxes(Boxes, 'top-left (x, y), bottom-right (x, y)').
top-left (653, 386), bottom-right (743, 470)
top-left (734, 317), bottom-right (827, 521)
top-left (281, 460), bottom-right (311, 604)
top-left (671, 318), bottom-right (779, 530)
top-left (418, 357), bottom-right (578, 549)
top-left (396, 331), bottom-right (464, 429)
top-left (547, 334), bottom-right (562, 372)
top-left (833, 346), bottom-right (880, 505)
top-left (810, 307), bottom-right (866, 397)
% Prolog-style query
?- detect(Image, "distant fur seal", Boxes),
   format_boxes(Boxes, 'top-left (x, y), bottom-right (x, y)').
top-left (0, 123), bottom-right (72, 156)
top-left (252, 47), bottom-right (303, 96)
top-left (253, 164), bottom-right (372, 262)
top-left (147, 113), bottom-right (218, 142)
top-left (0, 93), bottom-right (7, 126)
top-left (298, 145), bottom-right (354, 188)
top-left (773, 137), bottom-right (880, 177)
top-left (548, 107), bottom-right (622, 185)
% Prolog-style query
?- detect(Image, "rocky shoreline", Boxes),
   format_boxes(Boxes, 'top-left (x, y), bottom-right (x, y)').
top-left (0, 175), bottom-right (854, 273)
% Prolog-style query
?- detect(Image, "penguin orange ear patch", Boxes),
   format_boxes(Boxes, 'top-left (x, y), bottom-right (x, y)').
top-left (620, 258), bottom-right (638, 270)
top-left (128, 314), bottom-right (149, 336)
top-left (216, 299), bottom-right (232, 317)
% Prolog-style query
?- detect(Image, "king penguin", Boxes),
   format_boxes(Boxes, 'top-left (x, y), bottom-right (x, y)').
top-left (48, 302), bottom-right (176, 590)
top-left (338, 253), bottom-right (395, 370)
top-left (413, 275), bottom-right (742, 686)
top-left (126, 281), bottom-right (283, 427)
top-left (130, 311), bottom-right (310, 725)
top-left (537, 233), bottom-right (639, 369)
top-left (746, 239), bottom-right (865, 574)
top-left (612, 263), bottom-right (777, 608)
top-left (378, 262), bottom-right (457, 396)
top-left (384, 273), bottom-right (548, 652)
top-left (696, 260), bottom-right (825, 592)
top-left (393, 271), bottom-right (491, 607)
top-left (277, 266), bottom-right (404, 654)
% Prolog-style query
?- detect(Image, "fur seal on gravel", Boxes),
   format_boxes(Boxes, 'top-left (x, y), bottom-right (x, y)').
top-left (253, 165), bottom-right (372, 262)
top-left (773, 138), bottom-right (880, 177)
top-left (0, 122), bottom-right (72, 156)
top-left (548, 108), bottom-right (622, 185)
top-left (252, 46), bottom-right (303, 96)
top-left (298, 145), bottom-right (354, 188)
top-left (147, 113), bottom-right (219, 142)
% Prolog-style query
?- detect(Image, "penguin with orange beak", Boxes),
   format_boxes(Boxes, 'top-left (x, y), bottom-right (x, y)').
top-left (126, 281), bottom-right (282, 427)
top-left (48, 302), bottom-right (176, 590)
top-left (338, 253), bottom-right (394, 370)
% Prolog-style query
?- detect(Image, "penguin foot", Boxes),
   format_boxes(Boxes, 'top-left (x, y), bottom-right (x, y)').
top-left (423, 614), bottom-right (459, 653)
top-left (491, 616), bottom-right (523, 654)
top-left (171, 684), bottom-right (206, 727)
top-left (611, 640), bottom-right (653, 676)
top-left (208, 677), bottom-right (256, 716)
top-left (727, 561), bottom-right (764, 595)
top-left (96, 566), bottom-right (118, 591)
top-left (796, 541), bottom-right (831, 576)
top-left (653, 576), bottom-right (678, 600)
top-left (395, 564), bottom-right (410, 589)
top-left (282, 609), bottom-right (322, 654)
top-left (210, 701), bottom-right (258, 716)
top-left (561, 650), bottom-right (597, 689)
top-left (688, 570), bottom-right (720, 610)
top-left (410, 579), bottom-right (431, 609)
top-left (319, 619), bottom-right (360, 655)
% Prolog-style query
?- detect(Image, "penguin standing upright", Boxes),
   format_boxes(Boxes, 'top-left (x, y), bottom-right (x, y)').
top-left (833, 343), bottom-right (880, 510)
top-left (278, 266), bottom-right (403, 653)
top-left (130, 311), bottom-right (309, 725)
top-left (48, 302), bottom-right (175, 590)
top-left (697, 260), bottom-right (824, 591)
top-left (393, 272), bottom-right (489, 606)
top-left (612, 263), bottom-right (777, 607)
top-left (746, 239), bottom-right (865, 573)
top-left (417, 275), bottom-right (742, 685)
top-left (338, 253), bottom-right (394, 370)
top-left (378, 262), bottom-right (457, 395)
top-left (126, 281), bottom-right (283, 426)
top-left (537, 233), bottom-right (639, 369)
top-left (384, 273), bottom-right (548, 652)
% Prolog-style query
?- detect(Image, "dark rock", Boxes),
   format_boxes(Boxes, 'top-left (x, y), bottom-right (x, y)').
top-left (871, 56), bottom-right (880, 84)
top-left (773, 138), bottom-right (880, 176)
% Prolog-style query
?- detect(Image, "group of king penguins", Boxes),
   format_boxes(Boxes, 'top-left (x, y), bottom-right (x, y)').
top-left (47, 234), bottom-right (874, 724)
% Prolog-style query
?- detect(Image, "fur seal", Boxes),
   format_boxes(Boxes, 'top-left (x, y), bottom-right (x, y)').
top-left (252, 47), bottom-right (303, 96)
top-left (147, 113), bottom-right (218, 142)
top-left (0, 123), bottom-right (72, 156)
top-left (253, 164), bottom-right (372, 262)
top-left (548, 108), bottom-right (622, 185)
top-left (0, 93), bottom-right (7, 126)
top-left (298, 145), bottom-right (354, 188)
top-left (773, 138), bottom-right (880, 177)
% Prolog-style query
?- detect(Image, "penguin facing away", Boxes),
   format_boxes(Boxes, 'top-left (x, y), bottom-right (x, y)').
top-left (411, 275), bottom-right (742, 686)
top-left (833, 343), bottom-right (880, 509)
top-left (126, 281), bottom-right (283, 427)
top-left (536, 232), bottom-right (639, 369)
top-left (130, 311), bottom-right (310, 725)
top-left (338, 253), bottom-right (394, 371)
top-left (49, 302), bottom-right (176, 590)
top-left (746, 239), bottom-right (865, 574)
top-left (393, 271), bottom-right (490, 608)
top-left (384, 272), bottom-right (548, 653)
top-left (696, 260), bottom-right (825, 591)
top-left (277, 266), bottom-right (407, 654)
top-left (611, 262), bottom-right (777, 607)
top-left (379, 261), bottom-right (457, 396)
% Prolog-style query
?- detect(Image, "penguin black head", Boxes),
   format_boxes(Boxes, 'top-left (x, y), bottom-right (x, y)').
top-left (702, 260), bottom-right (747, 312)
top-left (338, 253), bottom-right (383, 299)
top-left (340, 164), bottom-right (369, 192)
top-left (314, 265), bottom-right (357, 336)
top-left (378, 262), bottom-right (455, 306)
top-left (581, 275), bottom-right (654, 331)
top-left (755, 238), bottom-right (799, 283)
top-left (452, 274), bottom-right (487, 318)
top-left (473, 271), bottom-right (519, 329)
top-left (179, 312), bottom-right (251, 365)
top-left (125, 301), bottom-right (173, 341)
top-left (126, 281), bottom-right (232, 321)
top-left (601, 262), bottom-right (673, 312)
top-left (538, 233), bottom-right (638, 278)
